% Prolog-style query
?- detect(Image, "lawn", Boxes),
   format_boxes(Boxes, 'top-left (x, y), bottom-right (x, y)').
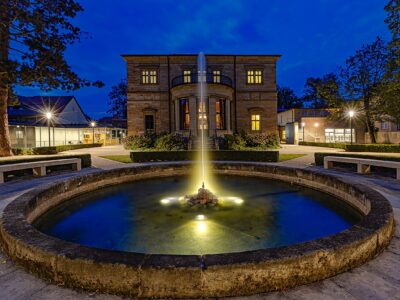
top-left (101, 153), bottom-right (307, 163)
top-left (101, 155), bottom-right (133, 163)
top-left (278, 154), bottom-right (306, 162)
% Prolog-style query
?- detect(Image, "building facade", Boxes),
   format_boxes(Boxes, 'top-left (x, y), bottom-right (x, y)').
top-left (8, 96), bottom-right (126, 148)
top-left (122, 54), bottom-right (280, 137)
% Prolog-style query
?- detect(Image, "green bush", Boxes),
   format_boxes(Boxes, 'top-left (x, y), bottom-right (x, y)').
top-left (130, 150), bottom-right (279, 162)
top-left (299, 141), bottom-right (347, 149)
top-left (32, 147), bottom-right (58, 155)
top-left (243, 133), bottom-right (280, 148)
top-left (124, 132), bottom-right (158, 150)
top-left (222, 134), bottom-right (247, 150)
top-left (345, 144), bottom-right (400, 153)
top-left (12, 148), bottom-right (33, 155)
top-left (314, 152), bottom-right (400, 166)
top-left (55, 143), bottom-right (102, 152)
top-left (0, 154), bottom-right (92, 168)
top-left (155, 133), bottom-right (188, 150)
top-left (219, 132), bottom-right (280, 150)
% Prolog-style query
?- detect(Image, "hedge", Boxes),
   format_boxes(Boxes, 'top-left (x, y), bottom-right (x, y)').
top-left (299, 141), bottom-right (347, 149)
top-left (345, 144), bottom-right (400, 153)
top-left (0, 154), bottom-right (92, 168)
top-left (314, 152), bottom-right (400, 166)
top-left (29, 143), bottom-right (103, 155)
top-left (130, 150), bottom-right (279, 163)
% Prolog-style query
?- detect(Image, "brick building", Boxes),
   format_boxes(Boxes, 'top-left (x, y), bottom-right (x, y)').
top-left (122, 54), bottom-right (280, 137)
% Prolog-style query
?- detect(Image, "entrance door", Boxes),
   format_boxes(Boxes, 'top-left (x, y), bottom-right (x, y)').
top-left (197, 98), bottom-right (209, 136)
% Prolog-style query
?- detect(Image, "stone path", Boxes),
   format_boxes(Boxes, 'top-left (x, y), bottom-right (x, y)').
top-left (0, 150), bottom-right (400, 299)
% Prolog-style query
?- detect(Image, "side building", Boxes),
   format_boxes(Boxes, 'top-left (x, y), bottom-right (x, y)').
top-left (122, 54), bottom-right (280, 137)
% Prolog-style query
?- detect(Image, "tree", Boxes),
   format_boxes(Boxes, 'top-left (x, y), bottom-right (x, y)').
top-left (381, 0), bottom-right (400, 122)
top-left (0, 1), bottom-right (103, 156)
top-left (303, 73), bottom-right (342, 108)
top-left (108, 79), bottom-right (127, 119)
top-left (340, 37), bottom-right (389, 143)
top-left (277, 85), bottom-right (302, 110)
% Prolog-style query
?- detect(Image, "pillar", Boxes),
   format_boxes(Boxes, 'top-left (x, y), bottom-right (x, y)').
top-left (189, 96), bottom-right (197, 136)
top-left (226, 99), bottom-right (231, 132)
top-left (209, 96), bottom-right (216, 135)
top-left (175, 99), bottom-right (180, 132)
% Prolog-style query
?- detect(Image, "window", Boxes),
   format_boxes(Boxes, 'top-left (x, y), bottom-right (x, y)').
top-left (183, 70), bottom-right (191, 83)
top-left (324, 128), bottom-right (354, 143)
top-left (381, 121), bottom-right (389, 130)
top-left (213, 70), bottom-right (221, 83)
top-left (144, 115), bottom-right (155, 131)
top-left (198, 99), bottom-right (208, 130)
top-left (141, 70), bottom-right (157, 84)
top-left (16, 130), bottom-right (24, 139)
top-left (247, 70), bottom-right (262, 84)
top-left (179, 99), bottom-right (190, 130)
top-left (216, 99), bottom-right (226, 129)
top-left (251, 114), bottom-right (260, 131)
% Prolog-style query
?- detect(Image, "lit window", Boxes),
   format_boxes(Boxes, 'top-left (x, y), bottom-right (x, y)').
top-left (247, 70), bottom-right (262, 84)
top-left (213, 70), bottom-right (221, 83)
top-left (141, 70), bottom-right (157, 84)
top-left (179, 99), bottom-right (190, 130)
top-left (16, 130), bottom-right (24, 139)
top-left (216, 99), bottom-right (226, 129)
top-left (251, 114), bottom-right (260, 131)
top-left (183, 70), bottom-right (191, 83)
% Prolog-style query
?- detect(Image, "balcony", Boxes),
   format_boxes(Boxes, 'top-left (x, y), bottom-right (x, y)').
top-left (171, 73), bottom-right (233, 88)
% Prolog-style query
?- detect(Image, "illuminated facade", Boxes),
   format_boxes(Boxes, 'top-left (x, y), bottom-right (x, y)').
top-left (122, 54), bottom-right (280, 137)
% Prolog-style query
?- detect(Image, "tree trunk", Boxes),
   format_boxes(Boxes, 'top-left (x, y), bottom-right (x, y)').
top-left (0, 9), bottom-right (13, 157)
top-left (365, 111), bottom-right (377, 144)
top-left (0, 86), bottom-right (12, 156)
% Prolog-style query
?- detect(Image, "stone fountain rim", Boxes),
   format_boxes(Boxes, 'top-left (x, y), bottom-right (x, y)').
top-left (0, 162), bottom-right (394, 298)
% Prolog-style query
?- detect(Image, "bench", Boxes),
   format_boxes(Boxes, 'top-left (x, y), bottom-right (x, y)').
top-left (0, 158), bottom-right (81, 184)
top-left (324, 156), bottom-right (400, 180)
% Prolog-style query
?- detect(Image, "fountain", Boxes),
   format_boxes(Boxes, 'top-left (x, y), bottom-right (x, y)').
top-left (184, 52), bottom-right (219, 206)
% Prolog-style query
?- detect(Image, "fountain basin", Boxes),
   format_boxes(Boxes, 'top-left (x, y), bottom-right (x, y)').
top-left (0, 162), bottom-right (394, 298)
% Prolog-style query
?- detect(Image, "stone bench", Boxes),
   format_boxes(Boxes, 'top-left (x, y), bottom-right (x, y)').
top-left (324, 156), bottom-right (400, 180)
top-left (0, 158), bottom-right (81, 184)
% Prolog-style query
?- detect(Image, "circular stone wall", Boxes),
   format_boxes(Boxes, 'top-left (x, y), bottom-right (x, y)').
top-left (0, 162), bottom-right (394, 298)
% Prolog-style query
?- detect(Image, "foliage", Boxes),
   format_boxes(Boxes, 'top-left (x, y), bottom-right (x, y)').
top-left (155, 133), bottom-right (188, 151)
top-left (130, 150), bottom-right (279, 163)
top-left (11, 148), bottom-right (33, 155)
top-left (303, 73), bottom-right (342, 108)
top-left (277, 85), bottom-right (302, 110)
top-left (299, 141), bottom-right (347, 149)
top-left (381, 1), bottom-right (400, 122)
top-left (221, 134), bottom-right (247, 150)
top-left (0, 154), bottom-right (92, 168)
top-left (124, 132), bottom-right (158, 150)
top-left (0, 1), bottom-right (103, 156)
top-left (340, 37), bottom-right (389, 143)
top-left (314, 152), bottom-right (400, 166)
top-left (25, 143), bottom-right (102, 155)
top-left (218, 132), bottom-right (279, 150)
top-left (243, 132), bottom-right (280, 148)
top-left (108, 79), bottom-right (127, 119)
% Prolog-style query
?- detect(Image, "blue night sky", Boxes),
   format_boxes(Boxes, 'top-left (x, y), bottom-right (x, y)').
top-left (17, 0), bottom-right (390, 119)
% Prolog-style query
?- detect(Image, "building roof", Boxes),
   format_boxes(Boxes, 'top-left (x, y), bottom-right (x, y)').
top-left (8, 96), bottom-right (90, 127)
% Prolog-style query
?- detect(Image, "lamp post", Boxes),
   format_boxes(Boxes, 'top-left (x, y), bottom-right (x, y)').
top-left (348, 110), bottom-right (355, 144)
top-left (314, 122), bottom-right (319, 142)
top-left (45, 112), bottom-right (52, 147)
top-left (301, 122), bottom-right (305, 142)
top-left (90, 121), bottom-right (96, 144)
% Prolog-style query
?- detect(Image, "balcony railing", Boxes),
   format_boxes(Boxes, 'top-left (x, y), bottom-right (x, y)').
top-left (171, 73), bottom-right (233, 88)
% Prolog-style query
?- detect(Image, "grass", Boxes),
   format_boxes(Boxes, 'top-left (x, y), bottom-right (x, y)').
top-left (278, 154), bottom-right (307, 162)
top-left (101, 155), bottom-right (132, 163)
top-left (102, 153), bottom-right (307, 163)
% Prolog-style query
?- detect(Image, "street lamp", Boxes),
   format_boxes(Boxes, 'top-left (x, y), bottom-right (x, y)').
top-left (301, 122), bottom-right (306, 142)
top-left (90, 121), bottom-right (96, 144)
top-left (314, 122), bottom-right (319, 142)
top-left (348, 110), bottom-right (355, 144)
top-left (45, 112), bottom-right (52, 147)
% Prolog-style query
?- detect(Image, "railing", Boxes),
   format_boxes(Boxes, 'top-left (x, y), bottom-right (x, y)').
top-left (171, 73), bottom-right (233, 88)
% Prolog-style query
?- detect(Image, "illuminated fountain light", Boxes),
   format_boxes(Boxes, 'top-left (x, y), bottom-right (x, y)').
top-left (221, 196), bottom-right (244, 205)
top-left (160, 197), bottom-right (180, 205)
top-left (196, 214), bottom-right (206, 220)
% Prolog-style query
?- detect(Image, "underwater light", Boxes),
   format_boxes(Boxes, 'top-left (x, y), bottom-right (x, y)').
top-left (196, 214), bottom-right (206, 220)
top-left (160, 199), bottom-right (170, 205)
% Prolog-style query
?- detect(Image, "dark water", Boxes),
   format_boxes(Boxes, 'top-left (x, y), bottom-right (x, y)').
top-left (34, 175), bottom-right (362, 255)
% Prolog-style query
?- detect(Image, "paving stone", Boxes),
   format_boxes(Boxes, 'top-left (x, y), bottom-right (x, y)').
top-left (0, 269), bottom-right (47, 300)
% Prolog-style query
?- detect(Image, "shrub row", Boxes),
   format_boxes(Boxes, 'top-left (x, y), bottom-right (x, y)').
top-left (0, 154), bottom-right (92, 168)
top-left (124, 132), bottom-right (188, 151)
top-left (130, 150), bottom-right (279, 163)
top-left (217, 132), bottom-right (280, 150)
top-left (345, 144), bottom-right (400, 153)
top-left (314, 152), bottom-right (400, 166)
top-left (12, 143), bottom-right (102, 155)
top-left (299, 141), bottom-right (347, 149)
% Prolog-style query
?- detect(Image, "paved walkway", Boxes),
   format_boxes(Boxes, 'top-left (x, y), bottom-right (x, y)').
top-left (0, 146), bottom-right (400, 299)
